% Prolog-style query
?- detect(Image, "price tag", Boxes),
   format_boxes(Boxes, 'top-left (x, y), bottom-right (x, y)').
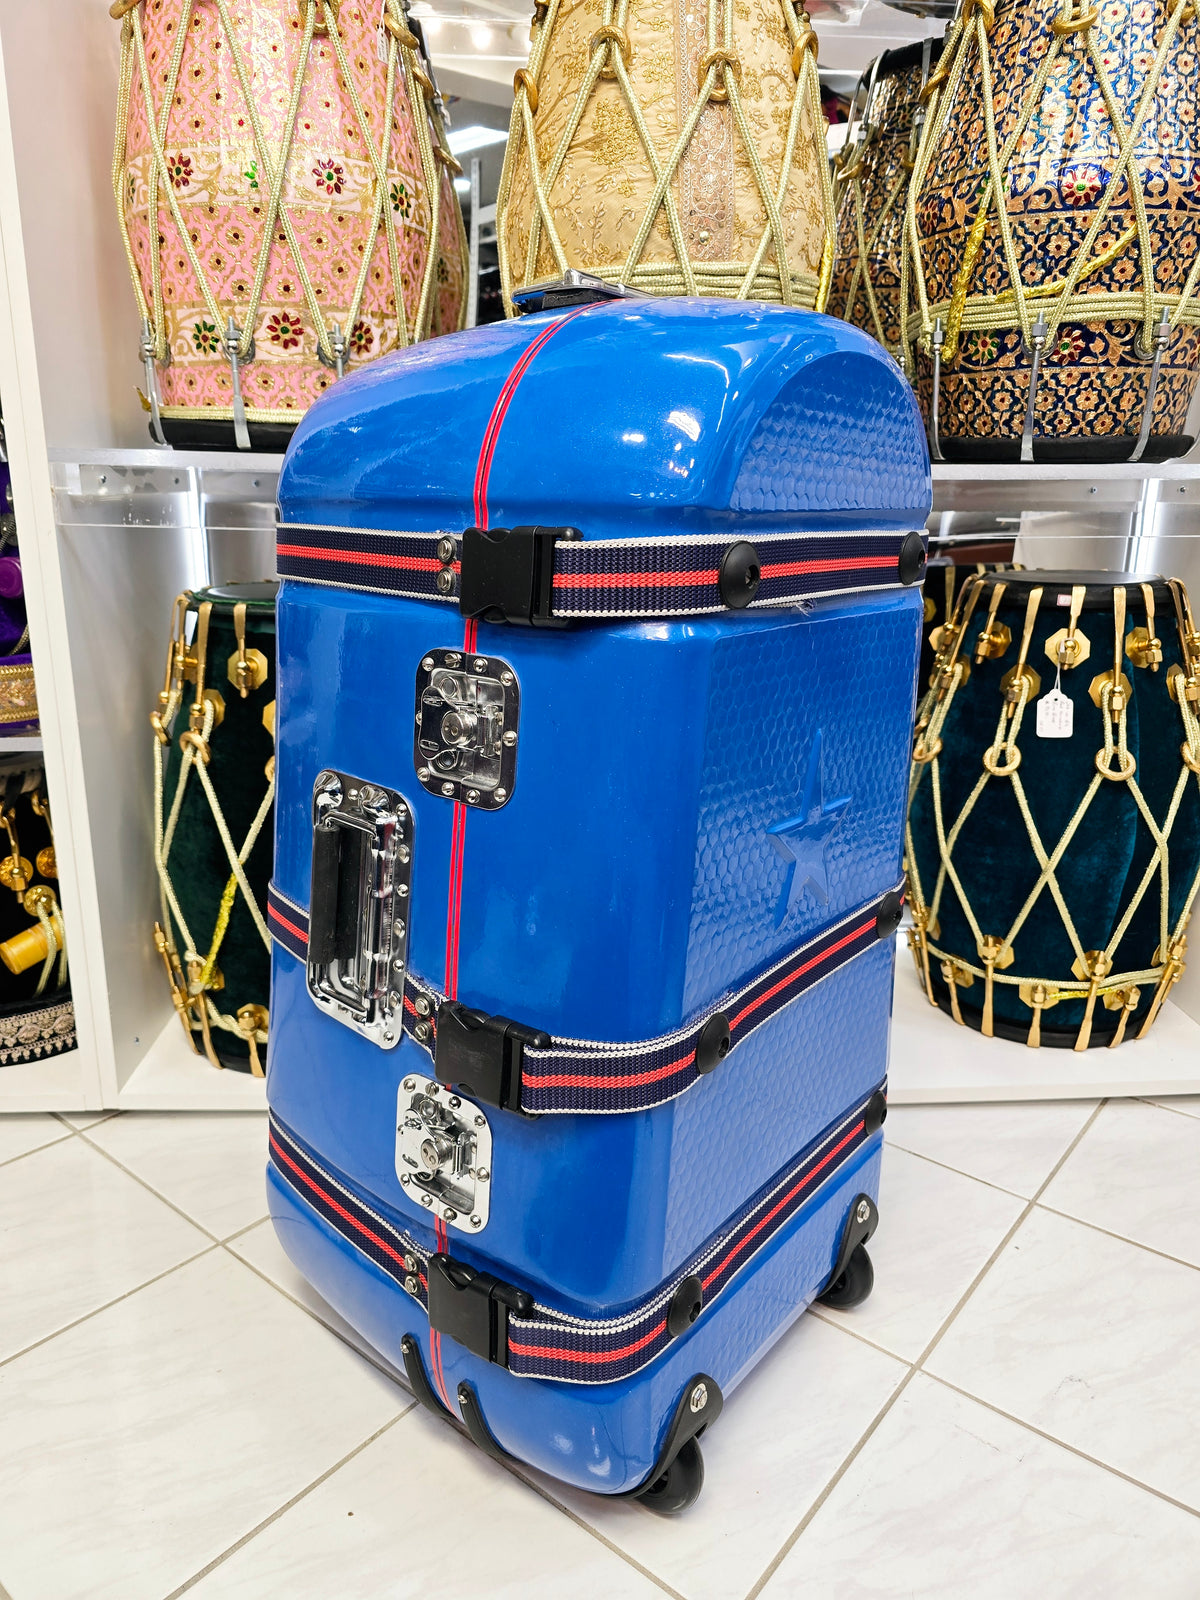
top-left (1036, 688), bottom-right (1074, 739)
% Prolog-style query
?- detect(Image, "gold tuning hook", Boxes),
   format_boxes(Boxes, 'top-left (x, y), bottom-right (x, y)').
top-left (152, 592), bottom-right (192, 742)
top-left (226, 602), bottom-right (268, 698)
top-left (0, 806), bottom-right (31, 900)
top-left (31, 791), bottom-right (56, 880)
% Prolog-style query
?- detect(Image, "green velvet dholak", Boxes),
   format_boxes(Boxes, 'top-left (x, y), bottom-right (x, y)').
top-left (907, 571), bottom-right (1200, 1046)
top-left (161, 583), bottom-right (276, 1071)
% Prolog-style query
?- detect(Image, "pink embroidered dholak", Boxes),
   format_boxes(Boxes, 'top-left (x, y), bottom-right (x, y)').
top-left (112, 0), bottom-right (467, 446)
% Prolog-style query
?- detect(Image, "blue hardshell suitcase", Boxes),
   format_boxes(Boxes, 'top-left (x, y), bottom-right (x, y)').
top-left (266, 295), bottom-right (931, 1511)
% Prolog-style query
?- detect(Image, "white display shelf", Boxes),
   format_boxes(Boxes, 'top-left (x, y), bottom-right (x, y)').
top-left (889, 954), bottom-right (1200, 1104)
top-left (933, 459), bottom-right (1200, 484)
top-left (0, 3), bottom-right (1197, 1110)
top-left (118, 1015), bottom-right (267, 1112)
top-left (0, 735), bottom-right (42, 752)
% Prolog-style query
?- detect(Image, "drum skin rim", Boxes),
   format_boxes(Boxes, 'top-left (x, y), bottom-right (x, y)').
top-left (191, 582), bottom-right (279, 609)
top-left (956, 570), bottom-right (1174, 607)
top-left (864, 36), bottom-right (944, 87)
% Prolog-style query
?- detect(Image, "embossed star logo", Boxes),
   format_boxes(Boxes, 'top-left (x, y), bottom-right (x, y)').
top-left (768, 730), bottom-right (851, 925)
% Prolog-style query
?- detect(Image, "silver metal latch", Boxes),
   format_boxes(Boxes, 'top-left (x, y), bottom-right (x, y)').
top-left (307, 771), bottom-right (412, 1048)
top-left (396, 1073), bottom-right (492, 1233)
top-left (414, 649), bottom-right (519, 808)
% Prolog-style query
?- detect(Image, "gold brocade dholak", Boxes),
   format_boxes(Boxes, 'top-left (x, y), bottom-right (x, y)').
top-left (497, 0), bottom-right (836, 309)
top-left (904, 0), bottom-right (1200, 462)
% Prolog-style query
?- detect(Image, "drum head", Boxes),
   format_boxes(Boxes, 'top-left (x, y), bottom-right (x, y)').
top-left (195, 581), bottom-right (279, 609)
top-left (873, 37), bottom-right (944, 81)
top-left (967, 570), bottom-right (1173, 608)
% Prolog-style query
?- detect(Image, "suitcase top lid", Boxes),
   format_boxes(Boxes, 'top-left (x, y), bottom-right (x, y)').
top-left (279, 298), bottom-right (931, 538)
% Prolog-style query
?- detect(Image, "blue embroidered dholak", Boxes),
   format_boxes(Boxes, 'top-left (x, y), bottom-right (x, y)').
top-left (907, 570), bottom-right (1200, 1048)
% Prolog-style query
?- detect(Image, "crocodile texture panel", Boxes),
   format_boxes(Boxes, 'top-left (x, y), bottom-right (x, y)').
top-left (663, 941), bottom-right (894, 1268)
top-left (684, 590), bottom-right (920, 1012)
top-left (730, 348), bottom-right (930, 516)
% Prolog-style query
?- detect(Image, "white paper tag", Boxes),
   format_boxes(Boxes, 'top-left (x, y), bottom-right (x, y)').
top-left (377, 23), bottom-right (388, 61)
top-left (1036, 688), bottom-right (1074, 739)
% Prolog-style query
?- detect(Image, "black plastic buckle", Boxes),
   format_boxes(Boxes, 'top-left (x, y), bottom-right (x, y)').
top-left (434, 1001), bottom-right (548, 1115)
top-left (426, 1254), bottom-right (534, 1367)
top-left (458, 525), bottom-right (579, 628)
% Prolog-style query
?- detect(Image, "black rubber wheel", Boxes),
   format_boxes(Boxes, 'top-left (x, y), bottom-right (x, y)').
top-left (635, 1437), bottom-right (705, 1516)
top-left (817, 1244), bottom-right (875, 1310)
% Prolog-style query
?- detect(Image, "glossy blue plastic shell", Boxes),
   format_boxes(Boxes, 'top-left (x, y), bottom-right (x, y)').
top-left (268, 297), bottom-right (930, 1497)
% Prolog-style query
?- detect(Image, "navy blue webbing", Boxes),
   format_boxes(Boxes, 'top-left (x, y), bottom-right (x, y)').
top-left (268, 1092), bottom-right (878, 1384)
top-left (268, 881), bottom-right (899, 1115)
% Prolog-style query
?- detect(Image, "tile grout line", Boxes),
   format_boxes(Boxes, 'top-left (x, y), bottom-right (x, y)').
top-left (162, 1407), bottom-right (416, 1600)
top-left (219, 1241), bottom-right (415, 1392)
top-left (74, 1127), bottom-right (227, 1246)
top-left (51, 1111), bottom-right (120, 1132)
top-left (219, 1238), bottom-right (685, 1596)
top-left (220, 1215), bottom-right (273, 1247)
top-left (890, 1134), bottom-right (1200, 1275)
top-left (1034, 1200), bottom-right (1200, 1276)
top-left (0, 1244), bottom-right (220, 1372)
top-left (222, 1234), bottom-right (686, 1600)
top-left (924, 1371), bottom-right (1200, 1523)
top-left (491, 1460), bottom-right (689, 1600)
top-left (882, 1136), bottom-right (1040, 1199)
top-left (1135, 1097), bottom-right (1200, 1123)
top-left (741, 1098), bottom-right (1110, 1600)
top-left (0, 1130), bottom-right (74, 1171)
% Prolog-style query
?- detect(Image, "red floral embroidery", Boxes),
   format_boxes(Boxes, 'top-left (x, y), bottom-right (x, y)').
top-left (1061, 165), bottom-right (1105, 206)
top-left (312, 159), bottom-right (345, 195)
top-left (267, 312), bottom-right (303, 350)
top-left (167, 152), bottom-right (193, 189)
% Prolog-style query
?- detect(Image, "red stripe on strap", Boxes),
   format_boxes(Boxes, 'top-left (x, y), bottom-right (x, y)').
top-left (507, 1317), bottom-right (670, 1366)
top-left (269, 1132), bottom-right (409, 1271)
top-left (473, 309), bottom-right (590, 530)
top-left (268, 907), bottom-right (308, 944)
top-left (521, 1047), bottom-right (697, 1092)
top-left (276, 543), bottom-right (442, 574)
top-left (728, 919), bottom-right (873, 1030)
top-left (431, 1216), bottom-right (453, 1408)
top-left (553, 568), bottom-right (721, 591)
top-left (760, 555), bottom-right (898, 579)
top-left (700, 1121), bottom-right (864, 1290)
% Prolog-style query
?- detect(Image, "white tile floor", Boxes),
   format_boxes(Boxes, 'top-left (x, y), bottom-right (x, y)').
top-left (2, 1099), bottom-right (1200, 1599)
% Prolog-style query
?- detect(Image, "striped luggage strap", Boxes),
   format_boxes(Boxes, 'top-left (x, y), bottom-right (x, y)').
top-left (267, 1089), bottom-right (883, 1385)
top-left (275, 522), bottom-right (927, 620)
top-left (267, 881), bottom-right (903, 1115)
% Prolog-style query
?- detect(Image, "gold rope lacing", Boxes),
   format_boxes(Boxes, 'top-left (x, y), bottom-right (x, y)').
top-left (111, 0), bottom-right (456, 403)
top-left (906, 577), bottom-right (1200, 1050)
top-left (833, 51), bottom-right (923, 354)
top-left (901, 0), bottom-right (1200, 379)
top-left (496, 0), bottom-right (836, 309)
top-left (151, 596), bottom-right (273, 1075)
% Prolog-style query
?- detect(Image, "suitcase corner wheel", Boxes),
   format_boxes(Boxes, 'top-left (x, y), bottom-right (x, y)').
top-left (397, 1189), bottom-right (880, 1516)
top-left (816, 1192), bottom-right (879, 1313)
top-left (401, 1329), bottom-right (722, 1517)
